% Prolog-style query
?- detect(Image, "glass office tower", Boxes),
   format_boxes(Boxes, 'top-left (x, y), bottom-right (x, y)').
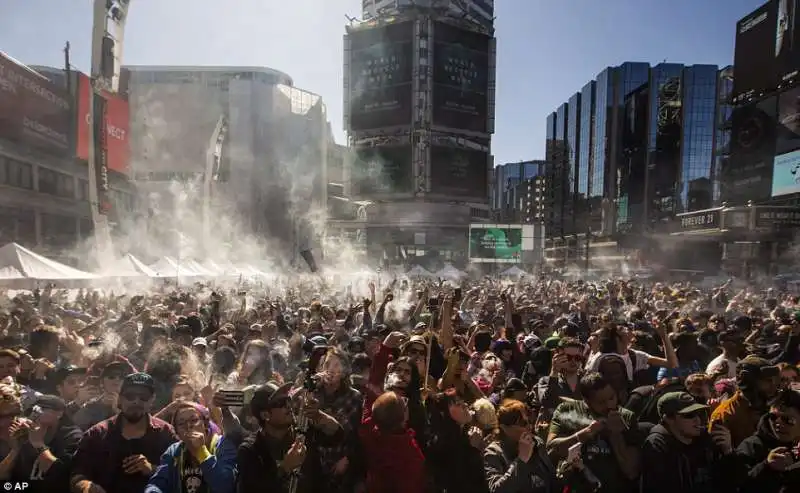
top-left (546, 62), bottom-right (723, 242)
top-left (578, 81), bottom-right (595, 222)
top-left (566, 93), bottom-right (581, 234)
top-left (679, 65), bottom-right (718, 213)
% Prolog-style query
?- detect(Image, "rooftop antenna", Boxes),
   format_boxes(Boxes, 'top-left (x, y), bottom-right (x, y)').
top-left (345, 14), bottom-right (357, 24)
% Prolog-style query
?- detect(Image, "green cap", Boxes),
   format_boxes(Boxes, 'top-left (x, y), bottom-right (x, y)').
top-left (657, 391), bottom-right (708, 417)
top-left (544, 336), bottom-right (561, 349)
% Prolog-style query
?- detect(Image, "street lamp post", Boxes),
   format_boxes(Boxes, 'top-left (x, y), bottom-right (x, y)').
top-left (87, 0), bottom-right (129, 269)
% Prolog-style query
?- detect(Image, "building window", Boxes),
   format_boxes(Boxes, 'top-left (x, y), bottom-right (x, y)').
top-left (6, 159), bottom-right (32, 189)
top-left (78, 180), bottom-right (89, 201)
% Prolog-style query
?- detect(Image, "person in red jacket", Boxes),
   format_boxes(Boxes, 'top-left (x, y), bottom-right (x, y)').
top-left (359, 391), bottom-right (426, 493)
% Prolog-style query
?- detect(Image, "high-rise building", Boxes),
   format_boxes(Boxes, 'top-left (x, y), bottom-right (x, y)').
top-left (122, 66), bottom-right (329, 259)
top-left (544, 62), bottom-right (725, 268)
top-left (344, 5), bottom-right (496, 267)
top-left (362, 0), bottom-right (494, 29)
top-left (490, 160), bottom-right (545, 219)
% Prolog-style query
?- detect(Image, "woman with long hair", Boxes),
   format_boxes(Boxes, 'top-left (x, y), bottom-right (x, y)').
top-left (227, 340), bottom-right (273, 386)
top-left (426, 389), bottom-right (488, 493)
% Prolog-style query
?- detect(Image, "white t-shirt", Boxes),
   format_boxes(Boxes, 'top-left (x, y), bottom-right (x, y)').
top-left (706, 354), bottom-right (738, 379)
top-left (585, 349), bottom-right (651, 381)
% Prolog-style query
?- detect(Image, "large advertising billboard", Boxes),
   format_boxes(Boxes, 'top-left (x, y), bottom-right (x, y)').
top-left (723, 96), bottom-right (777, 203)
top-left (348, 21), bottom-right (414, 131)
top-left (733, 2), bottom-right (778, 102)
top-left (76, 73), bottom-right (130, 174)
top-left (0, 52), bottom-right (70, 153)
top-left (469, 225), bottom-right (522, 263)
top-left (351, 144), bottom-right (413, 196)
top-left (772, 148), bottom-right (800, 196)
top-left (777, 84), bottom-right (800, 154)
top-left (432, 21), bottom-right (491, 133)
top-left (429, 145), bottom-right (488, 199)
top-left (776, 0), bottom-right (800, 84)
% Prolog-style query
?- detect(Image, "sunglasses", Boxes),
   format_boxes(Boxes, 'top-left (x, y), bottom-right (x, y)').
top-left (677, 411), bottom-right (705, 420)
top-left (769, 412), bottom-right (798, 427)
top-left (406, 348), bottom-right (426, 358)
top-left (564, 354), bottom-right (584, 362)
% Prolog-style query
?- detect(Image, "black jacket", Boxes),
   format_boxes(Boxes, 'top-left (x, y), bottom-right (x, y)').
top-left (427, 424), bottom-right (488, 493)
top-left (735, 415), bottom-right (800, 493)
top-left (639, 424), bottom-right (735, 493)
top-left (237, 425), bottom-right (343, 493)
top-left (10, 417), bottom-right (82, 493)
top-left (483, 436), bottom-right (560, 493)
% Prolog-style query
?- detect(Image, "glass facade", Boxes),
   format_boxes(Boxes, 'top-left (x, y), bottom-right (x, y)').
top-left (547, 61), bottom-right (725, 240)
top-left (579, 82), bottom-right (595, 200)
top-left (679, 65), bottom-right (718, 213)
top-left (714, 67), bottom-right (733, 204)
top-left (647, 63), bottom-right (684, 226)
top-left (566, 93), bottom-right (581, 233)
top-left (590, 68), bottom-right (613, 227)
top-left (491, 161), bottom-right (544, 214)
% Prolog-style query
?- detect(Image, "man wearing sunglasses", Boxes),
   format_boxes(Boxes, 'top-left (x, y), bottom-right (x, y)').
top-left (736, 388), bottom-right (800, 493)
top-left (640, 391), bottom-right (735, 493)
top-left (71, 372), bottom-right (177, 493)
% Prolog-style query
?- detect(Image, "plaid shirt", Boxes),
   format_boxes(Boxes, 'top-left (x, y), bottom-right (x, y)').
top-left (314, 381), bottom-right (363, 471)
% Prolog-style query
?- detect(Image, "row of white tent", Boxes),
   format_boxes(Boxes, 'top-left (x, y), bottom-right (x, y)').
top-left (406, 264), bottom-right (528, 280)
top-left (0, 242), bottom-right (531, 287)
top-left (0, 243), bottom-right (272, 287)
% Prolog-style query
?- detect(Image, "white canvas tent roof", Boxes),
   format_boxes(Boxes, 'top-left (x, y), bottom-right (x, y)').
top-left (406, 265), bottom-right (434, 278)
top-left (148, 257), bottom-right (201, 278)
top-left (125, 254), bottom-right (157, 277)
top-left (434, 263), bottom-right (466, 281)
top-left (184, 260), bottom-right (215, 277)
top-left (501, 265), bottom-right (527, 277)
top-left (0, 243), bottom-right (97, 280)
top-left (0, 266), bottom-right (24, 280)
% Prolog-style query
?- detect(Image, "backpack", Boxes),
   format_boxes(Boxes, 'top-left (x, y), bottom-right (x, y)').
top-left (626, 378), bottom-right (685, 424)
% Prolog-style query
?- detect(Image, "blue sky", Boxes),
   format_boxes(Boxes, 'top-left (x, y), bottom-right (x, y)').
top-left (0, 0), bottom-right (765, 165)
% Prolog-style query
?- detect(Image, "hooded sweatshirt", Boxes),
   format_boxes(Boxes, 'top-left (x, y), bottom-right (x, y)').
top-left (735, 415), bottom-right (800, 493)
top-left (640, 424), bottom-right (734, 493)
top-left (483, 436), bottom-right (559, 493)
top-left (358, 416), bottom-right (426, 493)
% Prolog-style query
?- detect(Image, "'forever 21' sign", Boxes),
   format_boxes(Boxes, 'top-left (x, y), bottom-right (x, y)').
top-left (677, 209), bottom-right (721, 232)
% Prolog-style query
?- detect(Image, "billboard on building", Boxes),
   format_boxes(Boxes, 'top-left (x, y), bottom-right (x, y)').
top-left (776, 0), bottom-right (800, 84)
top-left (76, 73), bottom-right (130, 174)
top-left (772, 148), bottom-right (800, 196)
top-left (0, 51), bottom-right (70, 153)
top-left (347, 21), bottom-right (414, 132)
top-left (732, 2), bottom-right (778, 103)
top-left (432, 21), bottom-right (491, 133)
top-left (429, 145), bottom-right (488, 199)
top-left (350, 144), bottom-right (413, 196)
top-left (724, 96), bottom-right (777, 203)
top-left (469, 224), bottom-right (522, 263)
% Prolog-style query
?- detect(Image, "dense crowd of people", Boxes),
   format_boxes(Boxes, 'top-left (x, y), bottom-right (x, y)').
top-left (0, 274), bottom-right (798, 493)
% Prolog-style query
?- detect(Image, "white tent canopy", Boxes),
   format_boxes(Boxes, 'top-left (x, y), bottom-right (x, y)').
top-left (406, 265), bottom-right (434, 278)
top-left (0, 243), bottom-right (97, 280)
top-left (434, 263), bottom-right (466, 281)
top-left (101, 254), bottom-right (158, 278)
top-left (148, 257), bottom-right (201, 278)
top-left (501, 265), bottom-right (528, 278)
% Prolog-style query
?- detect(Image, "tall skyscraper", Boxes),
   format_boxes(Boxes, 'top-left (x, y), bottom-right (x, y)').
top-left (544, 62), bottom-right (725, 265)
top-left (344, 3), bottom-right (496, 266)
top-left (490, 160), bottom-right (546, 219)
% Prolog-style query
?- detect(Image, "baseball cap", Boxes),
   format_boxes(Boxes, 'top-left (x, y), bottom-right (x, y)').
top-left (249, 381), bottom-right (293, 417)
top-left (52, 364), bottom-right (86, 384)
top-left (191, 337), bottom-right (208, 347)
top-left (657, 392), bottom-right (709, 416)
top-left (34, 394), bottom-right (66, 413)
top-left (738, 356), bottom-right (780, 379)
top-left (101, 361), bottom-right (129, 379)
top-left (120, 372), bottom-right (155, 395)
